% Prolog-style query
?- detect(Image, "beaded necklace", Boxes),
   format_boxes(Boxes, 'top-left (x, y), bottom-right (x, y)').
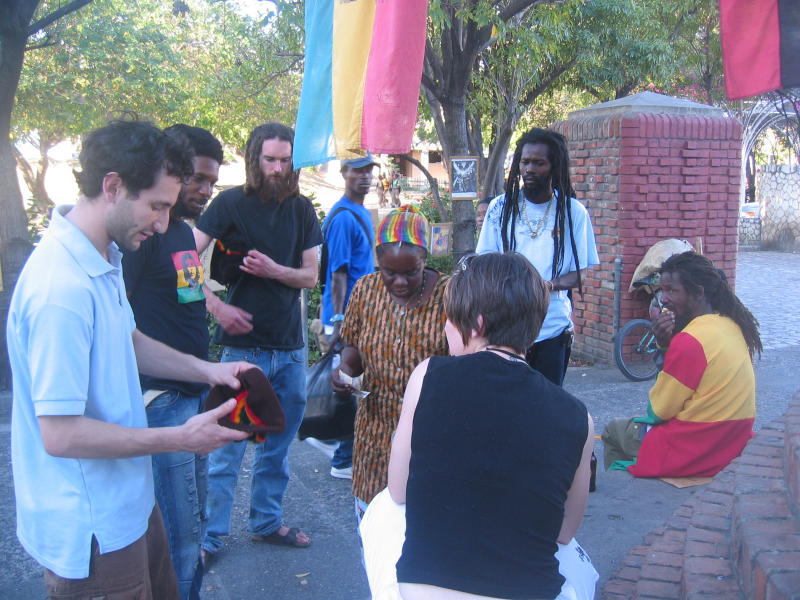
top-left (520, 195), bottom-right (553, 239)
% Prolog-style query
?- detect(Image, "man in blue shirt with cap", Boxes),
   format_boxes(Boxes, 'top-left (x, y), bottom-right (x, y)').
top-left (316, 154), bottom-right (376, 478)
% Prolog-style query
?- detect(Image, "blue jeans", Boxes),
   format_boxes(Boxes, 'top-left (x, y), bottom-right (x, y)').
top-left (332, 440), bottom-right (353, 469)
top-left (146, 389), bottom-right (207, 600)
top-left (202, 347), bottom-right (307, 553)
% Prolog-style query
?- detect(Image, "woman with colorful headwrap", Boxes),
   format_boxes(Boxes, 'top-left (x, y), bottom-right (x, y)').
top-left (332, 206), bottom-right (449, 517)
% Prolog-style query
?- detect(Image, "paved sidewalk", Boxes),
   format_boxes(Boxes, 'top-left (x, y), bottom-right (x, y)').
top-left (734, 250), bottom-right (800, 351)
top-left (1, 249), bottom-right (798, 599)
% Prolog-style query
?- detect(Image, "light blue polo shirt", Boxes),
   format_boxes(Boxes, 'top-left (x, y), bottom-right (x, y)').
top-left (476, 192), bottom-right (599, 342)
top-left (7, 206), bottom-right (153, 578)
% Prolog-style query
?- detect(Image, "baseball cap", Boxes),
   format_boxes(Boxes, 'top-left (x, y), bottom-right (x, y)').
top-left (342, 153), bottom-right (378, 169)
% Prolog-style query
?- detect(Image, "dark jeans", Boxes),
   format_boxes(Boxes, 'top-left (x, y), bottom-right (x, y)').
top-left (525, 327), bottom-right (573, 386)
top-left (332, 440), bottom-right (353, 469)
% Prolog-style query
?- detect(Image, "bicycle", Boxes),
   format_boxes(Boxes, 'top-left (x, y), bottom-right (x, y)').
top-left (613, 279), bottom-right (663, 382)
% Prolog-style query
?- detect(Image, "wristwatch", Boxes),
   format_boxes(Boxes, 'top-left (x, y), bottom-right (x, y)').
top-left (331, 313), bottom-right (345, 323)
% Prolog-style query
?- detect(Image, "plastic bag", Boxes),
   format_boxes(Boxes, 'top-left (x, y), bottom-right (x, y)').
top-left (629, 238), bottom-right (694, 291)
top-left (299, 350), bottom-right (357, 441)
top-left (360, 489), bottom-right (598, 600)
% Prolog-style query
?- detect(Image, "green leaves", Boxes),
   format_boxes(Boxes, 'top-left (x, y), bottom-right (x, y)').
top-left (14, 0), bottom-right (303, 150)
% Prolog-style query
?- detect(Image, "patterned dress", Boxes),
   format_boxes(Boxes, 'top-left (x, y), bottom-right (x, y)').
top-left (341, 269), bottom-right (449, 503)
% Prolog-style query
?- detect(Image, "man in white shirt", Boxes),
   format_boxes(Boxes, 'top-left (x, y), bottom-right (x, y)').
top-left (476, 128), bottom-right (599, 385)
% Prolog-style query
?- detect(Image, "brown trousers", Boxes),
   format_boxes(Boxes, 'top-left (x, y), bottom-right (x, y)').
top-left (43, 506), bottom-right (179, 600)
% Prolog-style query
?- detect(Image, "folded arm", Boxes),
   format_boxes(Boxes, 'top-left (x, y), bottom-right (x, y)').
top-left (547, 268), bottom-right (587, 292)
top-left (240, 246), bottom-right (319, 289)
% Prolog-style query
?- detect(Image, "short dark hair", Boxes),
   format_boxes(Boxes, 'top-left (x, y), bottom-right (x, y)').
top-left (244, 122), bottom-right (296, 195)
top-left (445, 252), bottom-right (549, 353)
top-left (74, 120), bottom-right (194, 199)
top-left (660, 252), bottom-right (762, 358)
top-left (164, 123), bottom-right (223, 163)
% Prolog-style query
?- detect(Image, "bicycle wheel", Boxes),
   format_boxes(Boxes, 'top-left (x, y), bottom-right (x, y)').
top-left (614, 319), bottom-right (660, 382)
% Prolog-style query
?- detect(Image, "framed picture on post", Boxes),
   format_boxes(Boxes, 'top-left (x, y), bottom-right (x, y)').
top-left (449, 156), bottom-right (479, 199)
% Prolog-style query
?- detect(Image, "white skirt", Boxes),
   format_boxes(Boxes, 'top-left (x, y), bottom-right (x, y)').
top-left (360, 488), bottom-right (598, 600)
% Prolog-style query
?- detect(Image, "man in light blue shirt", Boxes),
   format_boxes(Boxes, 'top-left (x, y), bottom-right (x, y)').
top-left (477, 128), bottom-right (599, 386)
top-left (7, 121), bottom-right (250, 598)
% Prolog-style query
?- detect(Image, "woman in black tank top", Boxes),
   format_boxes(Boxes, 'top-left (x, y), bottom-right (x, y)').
top-left (360, 253), bottom-right (597, 600)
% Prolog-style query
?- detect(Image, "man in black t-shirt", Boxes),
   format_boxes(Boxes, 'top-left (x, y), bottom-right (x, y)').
top-left (122, 124), bottom-right (223, 599)
top-left (193, 123), bottom-right (322, 557)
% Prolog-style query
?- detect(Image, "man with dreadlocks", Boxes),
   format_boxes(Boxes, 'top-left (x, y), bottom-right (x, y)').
top-left (193, 123), bottom-right (322, 559)
top-left (476, 128), bottom-right (599, 386)
top-left (602, 251), bottom-right (761, 478)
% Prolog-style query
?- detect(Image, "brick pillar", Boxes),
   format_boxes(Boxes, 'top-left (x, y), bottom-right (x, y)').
top-left (552, 91), bottom-right (742, 364)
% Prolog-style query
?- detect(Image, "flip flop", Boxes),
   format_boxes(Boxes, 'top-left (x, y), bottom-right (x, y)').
top-left (252, 527), bottom-right (311, 548)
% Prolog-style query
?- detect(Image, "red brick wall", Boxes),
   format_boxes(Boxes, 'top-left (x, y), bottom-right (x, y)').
top-left (553, 112), bottom-right (742, 363)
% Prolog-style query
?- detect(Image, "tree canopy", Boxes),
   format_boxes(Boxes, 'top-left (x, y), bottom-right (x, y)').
top-left (0, 0), bottom-right (302, 388)
top-left (422, 0), bottom-right (720, 254)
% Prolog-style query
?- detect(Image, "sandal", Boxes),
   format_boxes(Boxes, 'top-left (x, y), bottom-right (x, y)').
top-left (252, 526), bottom-right (311, 548)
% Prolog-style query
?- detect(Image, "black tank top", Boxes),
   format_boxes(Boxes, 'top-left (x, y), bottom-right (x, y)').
top-left (395, 351), bottom-right (588, 599)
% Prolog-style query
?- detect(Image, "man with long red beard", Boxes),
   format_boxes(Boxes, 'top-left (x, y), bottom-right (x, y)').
top-left (193, 123), bottom-right (322, 560)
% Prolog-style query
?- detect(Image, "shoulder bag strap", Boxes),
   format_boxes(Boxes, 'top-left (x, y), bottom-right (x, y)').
top-left (320, 206), bottom-right (372, 291)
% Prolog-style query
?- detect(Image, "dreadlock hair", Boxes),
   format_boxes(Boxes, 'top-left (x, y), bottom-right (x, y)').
top-left (660, 252), bottom-right (762, 359)
top-left (243, 122), bottom-right (299, 197)
top-left (500, 128), bottom-right (583, 294)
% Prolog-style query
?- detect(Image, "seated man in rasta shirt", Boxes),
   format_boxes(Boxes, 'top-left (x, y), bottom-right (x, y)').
top-left (603, 252), bottom-right (761, 478)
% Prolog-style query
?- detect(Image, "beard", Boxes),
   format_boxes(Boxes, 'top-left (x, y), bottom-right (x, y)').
top-left (673, 311), bottom-right (692, 333)
top-left (171, 191), bottom-right (199, 220)
top-left (258, 171), bottom-right (298, 204)
top-left (522, 175), bottom-right (552, 202)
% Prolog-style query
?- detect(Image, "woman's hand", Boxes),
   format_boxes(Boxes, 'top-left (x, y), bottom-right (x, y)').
top-left (331, 345), bottom-right (363, 394)
top-left (331, 367), bottom-right (354, 394)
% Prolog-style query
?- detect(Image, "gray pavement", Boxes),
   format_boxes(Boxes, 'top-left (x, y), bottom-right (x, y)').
top-left (1, 248), bottom-right (798, 599)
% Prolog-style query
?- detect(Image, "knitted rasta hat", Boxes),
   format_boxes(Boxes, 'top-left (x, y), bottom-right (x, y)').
top-left (375, 205), bottom-right (431, 251)
top-left (203, 368), bottom-right (285, 443)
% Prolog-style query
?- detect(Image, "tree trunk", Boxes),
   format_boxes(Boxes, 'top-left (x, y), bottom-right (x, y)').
top-left (419, 1), bottom-right (548, 256)
top-left (33, 135), bottom-right (54, 209)
top-left (12, 135), bottom-right (54, 210)
top-left (482, 123), bottom-right (514, 201)
top-left (436, 94), bottom-right (476, 257)
top-left (0, 27), bottom-right (35, 389)
top-left (0, 143), bottom-right (33, 390)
